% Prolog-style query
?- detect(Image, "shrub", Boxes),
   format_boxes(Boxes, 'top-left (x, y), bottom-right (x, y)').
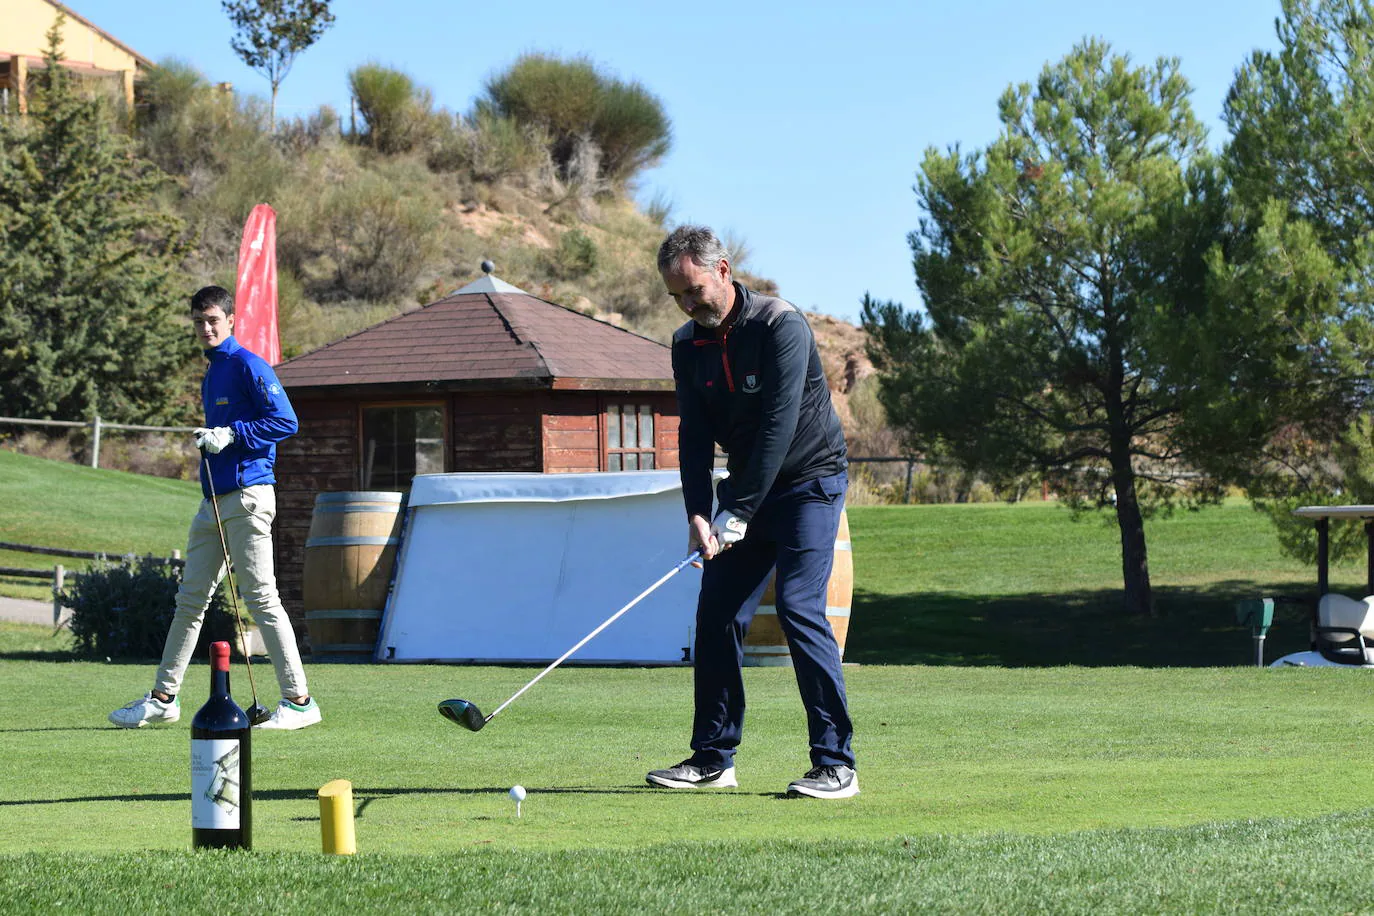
top-left (320, 162), bottom-right (445, 301)
top-left (481, 53), bottom-right (670, 185)
top-left (844, 464), bottom-right (896, 506)
top-left (481, 55), bottom-right (600, 168)
top-left (349, 63), bottom-right (432, 154)
top-left (138, 58), bottom-right (208, 127)
top-left (63, 555), bottom-right (236, 660)
top-left (93, 432), bottom-right (195, 479)
top-left (593, 80), bottom-right (671, 184)
top-left (845, 375), bottom-right (902, 458)
top-left (427, 108), bottom-right (548, 185)
top-left (644, 190), bottom-right (674, 228)
top-left (553, 228), bottom-right (598, 278)
top-left (277, 152), bottom-right (446, 303)
top-left (136, 60), bottom-right (271, 178)
top-left (276, 104), bottom-right (342, 157)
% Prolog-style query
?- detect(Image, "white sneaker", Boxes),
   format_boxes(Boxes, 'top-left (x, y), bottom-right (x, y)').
top-left (254, 697), bottom-right (322, 730)
top-left (109, 692), bottom-right (181, 728)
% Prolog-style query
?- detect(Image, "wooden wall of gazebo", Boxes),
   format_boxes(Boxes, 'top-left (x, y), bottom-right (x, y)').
top-left (271, 388), bottom-right (679, 645)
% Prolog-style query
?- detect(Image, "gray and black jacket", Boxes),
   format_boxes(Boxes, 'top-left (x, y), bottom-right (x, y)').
top-left (672, 283), bottom-right (847, 522)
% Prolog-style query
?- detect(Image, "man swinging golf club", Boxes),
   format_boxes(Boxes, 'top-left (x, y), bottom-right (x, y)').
top-left (646, 226), bottom-right (857, 799)
top-left (109, 286), bottom-right (320, 730)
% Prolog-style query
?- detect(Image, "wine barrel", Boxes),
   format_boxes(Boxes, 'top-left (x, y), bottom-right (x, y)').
top-left (302, 491), bottom-right (404, 661)
top-left (743, 509), bottom-right (853, 667)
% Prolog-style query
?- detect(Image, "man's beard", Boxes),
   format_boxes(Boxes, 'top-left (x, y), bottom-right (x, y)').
top-left (692, 306), bottom-right (724, 329)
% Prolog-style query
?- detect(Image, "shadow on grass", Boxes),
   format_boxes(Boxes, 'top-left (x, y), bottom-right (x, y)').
top-left (0, 726), bottom-right (111, 733)
top-left (0, 583), bottom-right (1328, 669)
top-left (0, 648), bottom-right (85, 662)
top-left (846, 581), bottom-right (1320, 667)
top-left (0, 785), bottom-right (729, 812)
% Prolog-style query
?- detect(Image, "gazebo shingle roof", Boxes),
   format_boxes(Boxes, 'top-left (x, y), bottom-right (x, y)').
top-left (274, 281), bottom-right (673, 391)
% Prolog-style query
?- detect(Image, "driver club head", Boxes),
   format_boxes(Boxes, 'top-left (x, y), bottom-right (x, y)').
top-left (247, 701), bottom-right (274, 726)
top-left (438, 698), bottom-right (487, 731)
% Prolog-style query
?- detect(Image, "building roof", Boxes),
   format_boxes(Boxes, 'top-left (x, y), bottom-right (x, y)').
top-left (5, 1), bottom-right (156, 70)
top-left (274, 278), bottom-right (674, 393)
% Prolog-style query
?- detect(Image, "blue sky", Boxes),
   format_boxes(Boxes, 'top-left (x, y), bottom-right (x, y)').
top-left (66, 0), bottom-right (1285, 324)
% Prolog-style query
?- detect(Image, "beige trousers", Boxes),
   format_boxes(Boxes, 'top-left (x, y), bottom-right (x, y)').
top-left (155, 484), bottom-right (308, 699)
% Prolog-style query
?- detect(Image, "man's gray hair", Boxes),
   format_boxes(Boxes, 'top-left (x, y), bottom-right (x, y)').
top-left (657, 225), bottom-right (730, 273)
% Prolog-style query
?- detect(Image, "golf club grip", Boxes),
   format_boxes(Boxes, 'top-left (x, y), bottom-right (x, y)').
top-left (485, 551), bottom-right (702, 721)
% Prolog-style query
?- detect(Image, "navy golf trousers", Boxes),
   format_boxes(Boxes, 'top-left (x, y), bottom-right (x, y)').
top-left (690, 471), bottom-right (855, 770)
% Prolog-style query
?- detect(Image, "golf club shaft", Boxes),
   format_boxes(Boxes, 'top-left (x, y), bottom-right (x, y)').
top-left (484, 550), bottom-right (702, 723)
top-left (201, 451), bottom-right (263, 707)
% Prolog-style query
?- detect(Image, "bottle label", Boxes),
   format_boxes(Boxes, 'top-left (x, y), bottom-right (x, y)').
top-left (191, 738), bottom-right (242, 829)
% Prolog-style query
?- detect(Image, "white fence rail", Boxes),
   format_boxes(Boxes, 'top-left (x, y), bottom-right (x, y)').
top-left (0, 415), bottom-right (196, 469)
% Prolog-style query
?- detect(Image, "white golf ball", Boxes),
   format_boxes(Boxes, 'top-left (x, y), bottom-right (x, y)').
top-left (509, 785), bottom-right (527, 802)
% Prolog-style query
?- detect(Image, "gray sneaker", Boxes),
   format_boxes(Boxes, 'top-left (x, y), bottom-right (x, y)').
top-left (787, 765), bottom-right (859, 799)
top-left (646, 759), bottom-right (738, 789)
top-left (109, 692), bottom-right (181, 728)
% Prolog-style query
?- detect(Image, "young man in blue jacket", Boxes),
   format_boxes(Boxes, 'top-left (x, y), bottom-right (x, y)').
top-left (110, 285), bottom-right (320, 730)
top-left (646, 226), bottom-right (857, 798)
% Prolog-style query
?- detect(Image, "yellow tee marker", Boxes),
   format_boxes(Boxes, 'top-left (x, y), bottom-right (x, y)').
top-left (318, 779), bottom-right (357, 855)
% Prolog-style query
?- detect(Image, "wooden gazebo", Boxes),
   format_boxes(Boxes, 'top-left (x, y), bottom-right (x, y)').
top-left (270, 267), bottom-right (679, 627)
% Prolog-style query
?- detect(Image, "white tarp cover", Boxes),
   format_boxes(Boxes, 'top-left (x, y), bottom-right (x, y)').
top-left (377, 471), bottom-right (703, 663)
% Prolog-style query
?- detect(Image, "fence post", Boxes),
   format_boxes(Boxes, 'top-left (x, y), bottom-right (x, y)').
top-left (90, 415), bottom-right (102, 469)
top-left (52, 564), bottom-right (65, 626)
top-left (906, 459), bottom-right (915, 504)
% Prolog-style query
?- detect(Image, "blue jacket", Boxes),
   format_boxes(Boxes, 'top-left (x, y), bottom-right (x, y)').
top-left (199, 336), bottom-right (298, 498)
top-left (672, 283), bottom-right (847, 522)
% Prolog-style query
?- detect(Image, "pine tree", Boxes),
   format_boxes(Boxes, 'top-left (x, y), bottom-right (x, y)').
top-left (864, 41), bottom-right (1230, 617)
top-left (0, 17), bottom-right (195, 424)
top-left (1218, 0), bottom-right (1374, 561)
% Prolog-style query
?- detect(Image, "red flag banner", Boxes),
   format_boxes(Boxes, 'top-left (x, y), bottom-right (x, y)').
top-left (233, 204), bottom-right (280, 365)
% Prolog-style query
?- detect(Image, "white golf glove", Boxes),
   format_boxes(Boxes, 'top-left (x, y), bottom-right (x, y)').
top-left (194, 426), bottom-right (234, 454)
top-left (710, 510), bottom-right (748, 548)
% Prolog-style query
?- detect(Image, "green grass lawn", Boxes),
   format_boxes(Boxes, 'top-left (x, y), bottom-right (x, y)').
top-left (6, 451), bottom-right (1374, 911)
top-left (3, 448), bottom-right (1360, 666)
top-left (0, 450), bottom-right (199, 600)
top-left (846, 501), bottom-right (1362, 667)
top-left (3, 621), bottom-right (1374, 911)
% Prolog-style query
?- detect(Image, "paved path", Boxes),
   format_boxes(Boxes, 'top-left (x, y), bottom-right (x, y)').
top-left (0, 595), bottom-right (267, 653)
top-left (0, 595), bottom-right (65, 626)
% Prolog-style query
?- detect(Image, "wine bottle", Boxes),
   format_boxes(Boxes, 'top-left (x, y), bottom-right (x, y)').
top-left (191, 640), bottom-right (252, 850)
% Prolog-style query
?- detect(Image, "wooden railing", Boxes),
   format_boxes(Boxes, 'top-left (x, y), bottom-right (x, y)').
top-left (0, 541), bottom-right (182, 626)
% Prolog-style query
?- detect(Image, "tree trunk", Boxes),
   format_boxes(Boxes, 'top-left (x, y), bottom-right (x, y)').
top-left (1102, 310), bottom-right (1154, 617)
top-left (1111, 460), bottom-right (1155, 618)
top-left (270, 83), bottom-right (278, 133)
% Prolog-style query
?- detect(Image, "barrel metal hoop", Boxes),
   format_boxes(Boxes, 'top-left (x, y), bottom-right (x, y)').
top-left (314, 491), bottom-right (403, 504)
top-left (305, 536), bottom-right (398, 548)
top-left (305, 609), bottom-right (384, 620)
top-left (311, 504), bottom-right (403, 514)
top-left (753, 605), bottom-right (852, 617)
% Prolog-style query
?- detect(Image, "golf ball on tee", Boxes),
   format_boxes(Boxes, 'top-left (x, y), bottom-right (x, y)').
top-left (510, 785), bottom-right (527, 802)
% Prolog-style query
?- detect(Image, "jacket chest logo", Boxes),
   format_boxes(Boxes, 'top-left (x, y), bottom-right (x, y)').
top-left (742, 373), bottom-right (761, 394)
top-left (215, 397), bottom-right (229, 406)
